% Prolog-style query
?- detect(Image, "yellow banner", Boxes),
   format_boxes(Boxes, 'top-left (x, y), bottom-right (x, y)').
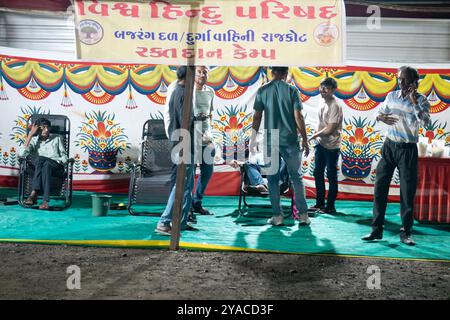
top-left (74, 0), bottom-right (345, 66)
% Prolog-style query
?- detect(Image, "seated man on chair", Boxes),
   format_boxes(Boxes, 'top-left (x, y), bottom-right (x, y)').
top-left (19, 117), bottom-right (68, 210)
top-left (230, 135), bottom-right (289, 195)
top-left (232, 160), bottom-right (289, 195)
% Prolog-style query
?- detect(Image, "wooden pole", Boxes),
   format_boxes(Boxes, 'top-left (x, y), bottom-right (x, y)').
top-left (169, 67), bottom-right (195, 250)
top-left (169, 0), bottom-right (202, 251)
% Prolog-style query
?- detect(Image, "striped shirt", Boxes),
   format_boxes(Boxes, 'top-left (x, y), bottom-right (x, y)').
top-left (378, 90), bottom-right (431, 143)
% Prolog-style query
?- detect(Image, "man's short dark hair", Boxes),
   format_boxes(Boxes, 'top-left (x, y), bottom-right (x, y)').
top-left (271, 66), bottom-right (289, 75)
top-left (177, 66), bottom-right (187, 80)
top-left (320, 77), bottom-right (338, 90)
top-left (36, 117), bottom-right (51, 127)
top-left (399, 66), bottom-right (419, 84)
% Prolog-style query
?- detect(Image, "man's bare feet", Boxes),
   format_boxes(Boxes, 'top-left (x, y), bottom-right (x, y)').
top-left (39, 201), bottom-right (49, 210)
top-left (24, 191), bottom-right (38, 206)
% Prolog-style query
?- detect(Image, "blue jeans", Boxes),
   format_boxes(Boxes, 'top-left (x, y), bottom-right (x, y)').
top-left (246, 160), bottom-right (288, 186)
top-left (158, 163), bottom-right (195, 228)
top-left (313, 144), bottom-right (340, 208)
top-left (246, 163), bottom-right (265, 186)
top-left (192, 144), bottom-right (215, 208)
top-left (266, 145), bottom-right (308, 216)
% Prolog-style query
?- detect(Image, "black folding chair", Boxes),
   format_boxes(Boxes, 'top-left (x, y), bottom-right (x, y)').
top-left (17, 114), bottom-right (74, 210)
top-left (128, 119), bottom-right (172, 216)
top-left (238, 162), bottom-right (293, 216)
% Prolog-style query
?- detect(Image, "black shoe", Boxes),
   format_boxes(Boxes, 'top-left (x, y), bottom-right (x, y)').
top-left (400, 234), bottom-right (416, 246)
top-left (319, 207), bottom-right (337, 214)
top-left (193, 205), bottom-right (213, 215)
top-left (361, 232), bottom-right (383, 241)
top-left (188, 211), bottom-right (197, 224)
top-left (308, 204), bottom-right (325, 212)
top-left (279, 182), bottom-right (289, 194)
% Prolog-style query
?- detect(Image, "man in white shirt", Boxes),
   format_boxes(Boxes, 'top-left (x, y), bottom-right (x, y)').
top-left (362, 66), bottom-right (430, 246)
top-left (309, 77), bottom-right (343, 215)
top-left (191, 66), bottom-right (215, 216)
top-left (163, 66), bottom-right (215, 217)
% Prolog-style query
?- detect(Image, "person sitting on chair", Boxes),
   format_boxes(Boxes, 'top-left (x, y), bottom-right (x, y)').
top-left (19, 117), bottom-right (67, 210)
top-left (230, 135), bottom-right (289, 195)
top-left (241, 161), bottom-right (289, 195)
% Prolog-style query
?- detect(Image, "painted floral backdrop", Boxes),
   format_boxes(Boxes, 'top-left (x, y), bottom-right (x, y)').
top-left (1, 49), bottom-right (450, 197)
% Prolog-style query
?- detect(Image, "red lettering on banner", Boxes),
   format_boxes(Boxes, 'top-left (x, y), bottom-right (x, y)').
top-left (182, 48), bottom-right (196, 59)
top-left (293, 6), bottom-right (316, 19)
top-left (87, 0), bottom-right (109, 16)
top-left (200, 6), bottom-right (222, 25)
top-left (76, 1), bottom-right (85, 15)
top-left (233, 44), bottom-right (276, 60)
top-left (136, 47), bottom-right (148, 57)
top-left (182, 48), bottom-right (223, 59)
top-left (111, 3), bottom-right (139, 17)
top-left (161, 3), bottom-right (183, 20)
top-left (319, 6), bottom-right (337, 19)
top-left (185, 8), bottom-right (200, 18)
top-left (249, 48), bottom-right (276, 59)
top-left (206, 48), bottom-right (222, 58)
top-left (148, 1), bottom-right (222, 25)
top-left (235, 3), bottom-right (337, 21)
top-left (138, 47), bottom-right (222, 60)
top-left (149, 1), bottom-right (160, 18)
top-left (233, 44), bottom-right (247, 59)
top-left (146, 47), bottom-right (177, 58)
top-left (236, 6), bottom-right (257, 19)
top-left (261, 0), bottom-right (290, 19)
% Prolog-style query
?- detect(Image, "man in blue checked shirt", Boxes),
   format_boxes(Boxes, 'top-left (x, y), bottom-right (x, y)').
top-left (362, 66), bottom-right (431, 246)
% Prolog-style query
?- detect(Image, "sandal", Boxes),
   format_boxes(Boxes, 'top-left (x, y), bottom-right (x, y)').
top-left (24, 196), bottom-right (37, 206)
top-left (39, 201), bottom-right (50, 210)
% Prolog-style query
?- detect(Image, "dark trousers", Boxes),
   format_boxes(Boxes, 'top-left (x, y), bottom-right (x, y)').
top-left (31, 156), bottom-right (64, 201)
top-left (313, 144), bottom-right (340, 208)
top-left (372, 139), bottom-right (418, 236)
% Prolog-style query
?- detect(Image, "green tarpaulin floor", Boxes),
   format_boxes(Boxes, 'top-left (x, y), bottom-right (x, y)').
top-left (0, 189), bottom-right (449, 261)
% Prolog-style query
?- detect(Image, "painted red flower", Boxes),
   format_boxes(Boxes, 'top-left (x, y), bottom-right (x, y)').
top-left (349, 128), bottom-right (369, 145)
top-left (224, 116), bottom-right (243, 132)
top-left (93, 122), bottom-right (112, 139)
top-left (425, 130), bottom-right (434, 144)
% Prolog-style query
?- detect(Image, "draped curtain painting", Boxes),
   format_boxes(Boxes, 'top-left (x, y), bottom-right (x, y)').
top-left (1, 52), bottom-right (449, 199)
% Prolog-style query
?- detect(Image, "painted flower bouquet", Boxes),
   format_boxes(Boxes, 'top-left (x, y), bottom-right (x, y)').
top-left (213, 105), bottom-right (253, 162)
top-left (340, 116), bottom-right (383, 181)
top-left (76, 110), bottom-right (130, 172)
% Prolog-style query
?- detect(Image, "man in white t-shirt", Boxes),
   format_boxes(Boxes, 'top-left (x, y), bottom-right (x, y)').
top-left (191, 66), bottom-right (215, 216)
top-left (309, 77), bottom-right (343, 215)
top-left (163, 66), bottom-right (215, 217)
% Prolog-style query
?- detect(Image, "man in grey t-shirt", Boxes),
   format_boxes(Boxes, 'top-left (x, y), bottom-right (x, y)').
top-left (250, 66), bottom-right (310, 226)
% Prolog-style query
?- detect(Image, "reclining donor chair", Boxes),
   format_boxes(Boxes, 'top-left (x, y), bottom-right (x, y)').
top-left (238, 160), bottom-right (293, 216)
top-left (128, 119), bottom-right (173, 215)
top-left (18, 114), bottom-right (74, 210)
